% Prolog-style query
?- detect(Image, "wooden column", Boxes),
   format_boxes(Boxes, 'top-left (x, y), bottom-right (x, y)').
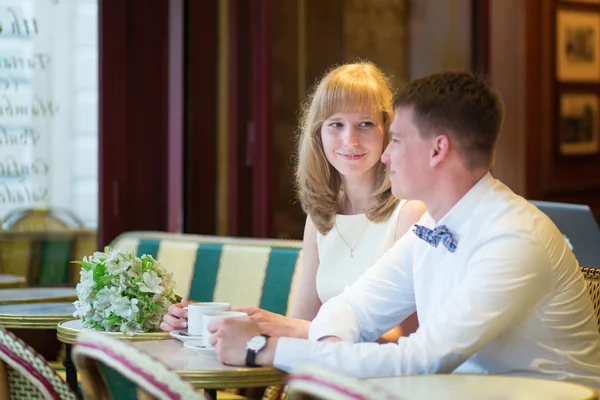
top-left (99, 0), bottom-right (184, 246)
top-left (184, 0), bottom-right (219, 235)
top-left (251, 0), bottom-right (273, 238)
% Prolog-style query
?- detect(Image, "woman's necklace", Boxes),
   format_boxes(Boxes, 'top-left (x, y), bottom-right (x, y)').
top-left (334, 216), bottom-right (370, 258)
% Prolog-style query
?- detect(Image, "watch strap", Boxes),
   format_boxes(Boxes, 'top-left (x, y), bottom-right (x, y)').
top-left (246, 334), bottom-right (269, 367)
top-left (246, 348), bottom-right (257, 367)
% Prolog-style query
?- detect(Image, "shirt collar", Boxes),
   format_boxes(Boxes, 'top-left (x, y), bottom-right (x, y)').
top-left (432, 172), bottom-right (495, 239)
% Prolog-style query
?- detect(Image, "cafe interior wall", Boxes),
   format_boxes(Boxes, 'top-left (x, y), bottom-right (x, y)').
top-left (405, 0), bottom-right (600, 222)
top-left (489, 0), bottom-right (600, 221)
top-left (97, 0), bottom-right (600, 246)
top-left (267, 0), bottom-right (600, 240)
top-left (264, 0), bottom-right (475, 239)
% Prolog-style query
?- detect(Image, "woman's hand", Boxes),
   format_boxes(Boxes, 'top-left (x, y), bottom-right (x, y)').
top-left (160, 298), bottom-right (190, 332)
top-left (236, 307), bottom-right (310, 338)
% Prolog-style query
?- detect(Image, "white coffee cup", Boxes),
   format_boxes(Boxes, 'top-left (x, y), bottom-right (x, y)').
top-left (185, 302), bottom-right (231, 336)
top-left (202, 311), bottom-right (248, 347)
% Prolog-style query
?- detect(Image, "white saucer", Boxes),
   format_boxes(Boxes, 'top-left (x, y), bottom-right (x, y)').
top-left (169, 330), bottom-right (202, 342)
top-left (183, 340), bottom-right (217, 358)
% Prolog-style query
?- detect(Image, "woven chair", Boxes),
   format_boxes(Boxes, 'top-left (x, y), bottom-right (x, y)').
top-left (581, 266), bottom-right (600, 330)
top-left (286, 365), bottom-right (400, 400)
top-left (72, 330), bottom-right (207, 400)
top-left (2, 207), bottom-right (85, 231)
top-left (0, 207), bottom-right (95, 285)
top-left (0, 328), bottom-right (76, 400)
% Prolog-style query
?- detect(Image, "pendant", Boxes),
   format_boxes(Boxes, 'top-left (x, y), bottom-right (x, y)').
top-left (350, 248), bottom-right (355, 258)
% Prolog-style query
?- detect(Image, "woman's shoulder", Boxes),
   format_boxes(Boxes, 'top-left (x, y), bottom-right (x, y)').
top-left (398, 199), bottom-right (427, 219)
top-left (395, 200), bottom-right (427, 240)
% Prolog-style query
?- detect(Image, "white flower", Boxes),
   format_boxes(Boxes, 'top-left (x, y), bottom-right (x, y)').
top-left (75, 280), bottom-right (95, 301)
top-left (106, 259), bottom-right (131, 275)
top-left (112, 296), bottom-right (139, 319)
top-left (93, 298), bottom-right (111, 311)
top-left (72, 300), bottom-right (92, 318)
top-left (120, 321), bottom-right (143, 335)
top-left (137, 271), bottom-right (163, 294)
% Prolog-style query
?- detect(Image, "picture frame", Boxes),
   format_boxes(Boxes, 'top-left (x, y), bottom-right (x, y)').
top-left (559, 92), bottom-right (600, 155)
top-left (556, 9), bottom-right (600, 81)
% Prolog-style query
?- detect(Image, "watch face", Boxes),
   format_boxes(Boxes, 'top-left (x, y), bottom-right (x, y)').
top-left (248, 335), bottom-right (267, 351)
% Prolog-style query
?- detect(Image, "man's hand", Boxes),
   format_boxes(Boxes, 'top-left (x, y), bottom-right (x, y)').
top-left (207, 316), bottom-right (261, 366)
top-left (160, 299), bottom-right (189, 332)
top-left (237, 307), bottom-right (308, 338)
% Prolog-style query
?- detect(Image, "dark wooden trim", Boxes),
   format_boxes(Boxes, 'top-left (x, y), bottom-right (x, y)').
top-left (184, 0), bottom-right (219, 235)
top-left (168, 0), bottom-right (184, 233)
top-left (526, 0), bottom-right (545, 200)
top-left (227, 0), bottom-right (239, 236)
top-left (99, 1), bottom-right (175, 246)
top-left (227, 0), bottom-right (253, 237)
top-left (472, 0), bottom-right (490, 75)
top-left (252, 0), bottom-right (273, 238)
top-left (98, 0), bottom-right (128, 247)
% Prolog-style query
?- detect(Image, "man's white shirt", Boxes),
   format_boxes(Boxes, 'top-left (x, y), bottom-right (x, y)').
top-left (274, 173), bottom-right (600, 390)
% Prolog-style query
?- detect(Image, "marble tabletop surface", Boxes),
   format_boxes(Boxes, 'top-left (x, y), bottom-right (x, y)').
top-left (0, 287), bottom-right (77, 305)
top-left (129, 339), bottom-right (286, 389)
top-left (0, 274), bottom-right (25, 283)
top-left (0, 301), bottom-right (76, 329)
top-left (0, 274), bottom-right (26, 288)
top-left (0, 301), bottom-right (75, 315)
top-left (365, 374), bottom-right (598, 400)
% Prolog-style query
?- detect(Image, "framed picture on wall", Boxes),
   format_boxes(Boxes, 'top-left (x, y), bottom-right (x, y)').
top-left (556, 10), bottom-right (600, 81)
top-left (559, 92), bottom-right (600, 155)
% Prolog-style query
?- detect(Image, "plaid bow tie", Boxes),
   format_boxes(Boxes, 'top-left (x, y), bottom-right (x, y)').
top-left (413, 224), bottom-right (458, 253)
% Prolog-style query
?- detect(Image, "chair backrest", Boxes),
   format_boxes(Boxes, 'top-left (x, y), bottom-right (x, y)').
top-left (110, 231), bottom-right (303, 316)
top-left (581, 266), bottom-right (600, 330)
top-left (2, 207), bottom-right (85, 231)
top-left (0, 328), bottom-right (76, 400)
top-left (286, 365), bottom-right (400, 400)
top-left (72, 330), bottom-right (206, 400)
top-left (0, 230), bottom-right (97, 285)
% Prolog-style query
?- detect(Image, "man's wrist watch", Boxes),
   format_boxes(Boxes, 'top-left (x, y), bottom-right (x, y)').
top-left (246, 334), bottom-right (269, 367)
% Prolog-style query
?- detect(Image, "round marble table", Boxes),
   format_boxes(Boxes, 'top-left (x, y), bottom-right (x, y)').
top-left (0, 274), bottom-right (26, 289)
top-left (57, 319), bottom-right (171, 395)
top-left (365, 374), bottom-right (598, 400)
top-left (0, 302), bottom-right (77, 366)
top-left (0, 287), bottom-right (77, 305)
top-left (57, 319), bottom-right (171, 344)
top-left (130, 339), bottom-right (286, 390)
top-left (0, 302), bottom-right (75, 329)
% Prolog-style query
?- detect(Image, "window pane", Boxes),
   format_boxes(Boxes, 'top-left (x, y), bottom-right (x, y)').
top-left (0, 0), bottom-right (98, 228)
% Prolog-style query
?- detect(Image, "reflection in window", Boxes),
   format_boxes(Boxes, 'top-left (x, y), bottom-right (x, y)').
top-left (0, 0), bottom-right (98, 227)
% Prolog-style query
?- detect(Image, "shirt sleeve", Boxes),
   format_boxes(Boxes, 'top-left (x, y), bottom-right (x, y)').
top-left (276, 232), bottom-right (553, 377)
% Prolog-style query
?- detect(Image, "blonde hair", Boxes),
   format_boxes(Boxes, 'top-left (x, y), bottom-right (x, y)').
top-left (295, 61), bottom-right (397, 235)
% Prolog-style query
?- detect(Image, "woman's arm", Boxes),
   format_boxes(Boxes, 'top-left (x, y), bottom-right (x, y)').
top-left (289, 215), bottom-right (322, 321)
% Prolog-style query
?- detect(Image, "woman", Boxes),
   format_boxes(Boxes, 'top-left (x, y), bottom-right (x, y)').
top-left (161, 61), bottom-right (424, 340)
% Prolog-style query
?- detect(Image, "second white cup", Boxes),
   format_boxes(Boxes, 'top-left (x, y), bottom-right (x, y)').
top-left (202, 311), bottom-right (248, 347)
top-left (186, 302), bottom-right (231, 336)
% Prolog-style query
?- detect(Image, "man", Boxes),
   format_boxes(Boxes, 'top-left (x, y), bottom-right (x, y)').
top-left (207, 71), bottom-right (600, 389)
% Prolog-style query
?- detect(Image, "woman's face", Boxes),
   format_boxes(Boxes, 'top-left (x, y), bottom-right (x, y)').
top-left (320, 110), bottom-right (384, 180)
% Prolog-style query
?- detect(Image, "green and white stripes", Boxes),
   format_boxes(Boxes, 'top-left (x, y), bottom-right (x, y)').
top-left (111, 232), bottom-right (303, 316)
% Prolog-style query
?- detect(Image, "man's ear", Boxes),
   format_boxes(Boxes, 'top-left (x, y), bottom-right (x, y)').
top-left (429, 134), bottom-right (450, 167)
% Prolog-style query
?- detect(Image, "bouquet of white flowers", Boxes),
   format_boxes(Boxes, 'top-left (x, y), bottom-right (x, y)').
top-left (72, 247), bottom-right (178, 335)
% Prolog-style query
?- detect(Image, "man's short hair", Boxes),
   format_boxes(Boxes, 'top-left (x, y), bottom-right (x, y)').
top-left (394, 71), bottom-right (504, 169)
